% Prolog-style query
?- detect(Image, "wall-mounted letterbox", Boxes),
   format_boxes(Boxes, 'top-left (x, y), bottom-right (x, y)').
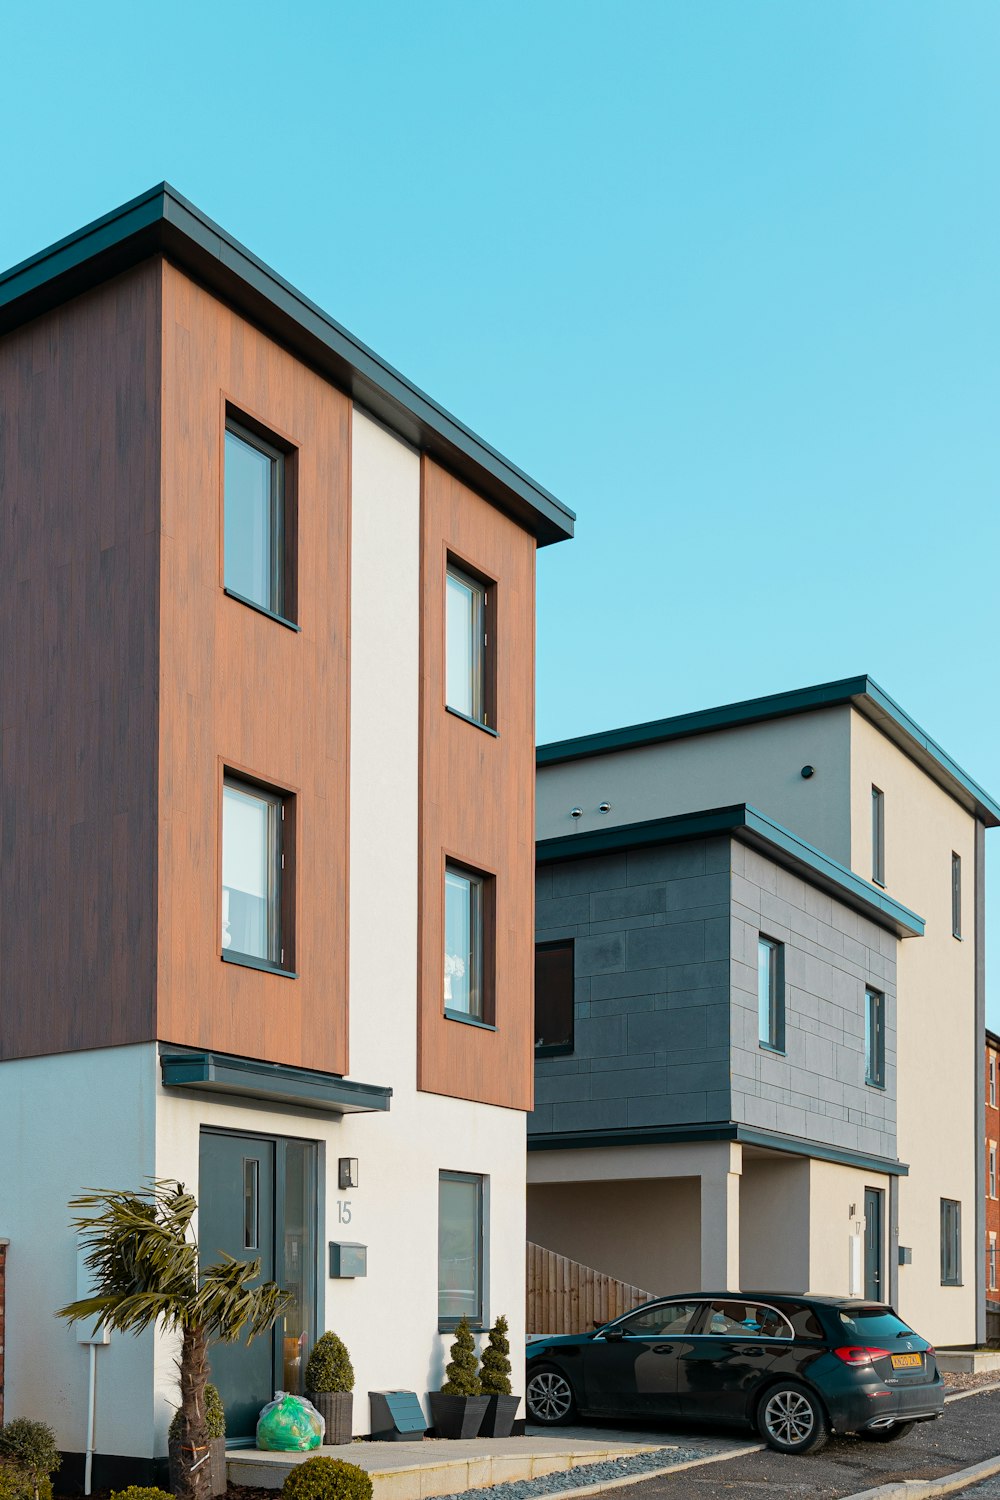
top-left (329, 1241), bottom-right (367, 1278)
top-left (898, 1246), bottom-right (913, 1265)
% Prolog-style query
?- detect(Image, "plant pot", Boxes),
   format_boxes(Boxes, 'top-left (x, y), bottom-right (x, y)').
top-left (168, 1435), bottom-right (226, 1496)
top-left (428, 1392), bottom-right (489, 1440)
top-left (307, 1390), bottom-right (354, 1445)
top-left (478, 1394), bottom-right (520, 1438)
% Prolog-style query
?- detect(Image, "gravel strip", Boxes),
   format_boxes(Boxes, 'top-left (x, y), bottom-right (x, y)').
top-left (433, 1446), bottom-right (726, 1500)
top-left (944, 1372), bottom-right (1000, 1391)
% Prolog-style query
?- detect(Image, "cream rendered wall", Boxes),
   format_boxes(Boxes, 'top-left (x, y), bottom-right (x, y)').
top-left (0, 1044), bottom-right (159, 1457)
top-left (850, 711), bottom-right (977, 1345)
top-left (806, 1159), bottom-right (890, 1298)
top-left (739, 1158), bottom-right (810, 1292)
top-left (527, 1180), bottom-right (700, 1294)
top-left (155, 409), bottom-right (526, 1440)
top-left (537, 707), bottom-right (853, 861)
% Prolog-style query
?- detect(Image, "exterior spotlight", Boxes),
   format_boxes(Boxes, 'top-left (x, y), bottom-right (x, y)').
top-left (570, 807), bottom-right (583, 819)
top-left (801, 766), bottom-right (815, 779)
top-left (338, 1158), bottom-right (359, 1190)
top-left (599, 803), bottom-right (612, 814)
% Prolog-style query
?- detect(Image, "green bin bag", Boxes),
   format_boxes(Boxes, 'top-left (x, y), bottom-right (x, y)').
top-left (256, 1392), bottom-right (325, 1451)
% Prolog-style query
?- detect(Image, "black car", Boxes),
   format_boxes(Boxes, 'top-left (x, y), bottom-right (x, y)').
top-left (525, 1292), bottom-right (944, 1454)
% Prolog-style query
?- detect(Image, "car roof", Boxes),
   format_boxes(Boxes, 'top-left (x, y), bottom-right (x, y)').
top-left (644, 1292), bottom-right (890, 1311)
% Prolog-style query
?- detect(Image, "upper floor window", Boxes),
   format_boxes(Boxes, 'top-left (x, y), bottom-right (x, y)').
top-left (446, 561), bottom-right (493, 728)
top-left (990, 1144), bottom-right (997, 1200)
top-left (940, 1198), bottom-right (962, 1286)
top-left (865, 987), bottom-right (885, 1088)
top-left (871, 786), bottom-right (885, 885)
top-left (222, 775), bottom-right (291, 972)
top-left (224, 417), bottom-right (294, 623)
top-left (758, 936), bottom-right (785, 1053)
top-left (952, 852), bottom-right (962, 939)
top-left (444, 861), bottom-right (493, 1023)
top-left (990, 1055), bottom-right (997, 1108)
top-left (535, 940), bottom-right (575, 1054)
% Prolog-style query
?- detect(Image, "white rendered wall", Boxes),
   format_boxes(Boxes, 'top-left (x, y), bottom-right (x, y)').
top-left (807, 1159), bottom-right (890, 1301)
top-left (526, 1179), bottom-right (700, 1295)
top-left (850, 711), bottom-right (978, 1345)
top-left (739, 1157), bottom-right (810, 1292)
top-left (0, 1044), bottom-right (159, 1457)
top-left (537, 707), bottom-right (853, 861)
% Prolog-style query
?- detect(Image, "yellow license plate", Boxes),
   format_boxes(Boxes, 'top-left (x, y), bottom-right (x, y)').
top-left (891, 1353), bottom-right (922, 1369)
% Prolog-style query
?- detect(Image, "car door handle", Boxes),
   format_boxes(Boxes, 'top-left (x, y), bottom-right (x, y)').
top-left (734, 1346), bottom-right (766, 1356)
top-left (650, 1344), bottom-right (675, 1354)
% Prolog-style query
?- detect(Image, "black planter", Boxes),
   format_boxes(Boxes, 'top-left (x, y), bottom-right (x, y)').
top-left (168, 1436), bottom-right (226, 1496)
top-left (478, 1394), bottom-right (520, 1438)
top-left (308, 1391), bottom-right (353, 1445)
top-left (428, 1392), bottom-right (489, 1440)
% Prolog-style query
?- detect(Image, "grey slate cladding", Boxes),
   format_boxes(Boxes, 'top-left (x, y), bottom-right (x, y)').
top-left (531, 835), bottom-right (898, 1159)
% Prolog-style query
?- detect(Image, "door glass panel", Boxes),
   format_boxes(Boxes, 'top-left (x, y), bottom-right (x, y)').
top-left (243, 1158), bottom-right (260, 1249)
top-left (702, 1300), bottom-right (791, 1338)
top-left (280, 1140), bottom-right (317, 1395)
top-left (616, 1302), bottom-right (702, 1337)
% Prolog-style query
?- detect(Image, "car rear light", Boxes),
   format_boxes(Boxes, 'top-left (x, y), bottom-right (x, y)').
top-left (926, 1346), bottom-right (935, 1356)
top-left (834, 1346), bottom-right (891, 1365)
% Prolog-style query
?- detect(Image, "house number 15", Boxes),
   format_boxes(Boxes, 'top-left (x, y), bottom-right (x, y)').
top-left (337, 1200), bottom-right (352, 1224)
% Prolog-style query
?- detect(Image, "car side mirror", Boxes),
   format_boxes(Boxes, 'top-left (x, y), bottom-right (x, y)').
top-left (603, 1328), bottom-right (625, 1342)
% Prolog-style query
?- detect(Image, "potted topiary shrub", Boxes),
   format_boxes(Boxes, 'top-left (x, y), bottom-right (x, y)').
top-left (478, 1315), bottom-right (520, 1437)
top-left (169, 1383), bottom-right (226, 1496)
top-left (428, 1317), bottom-right (488, 1439)
top-left (305, 1331), bottom-right (355, 1445)
top-left (281, 1456), bottom-right (372, 1500)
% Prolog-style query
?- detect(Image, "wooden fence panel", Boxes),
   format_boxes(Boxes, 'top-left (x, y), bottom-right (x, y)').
top-left (526, 1242), bottom-right (656, 1335)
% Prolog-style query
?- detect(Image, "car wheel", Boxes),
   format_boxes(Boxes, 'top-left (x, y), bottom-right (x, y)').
top-left (859, 1421), bottom-right (916, 1443)
top-left (526, 1365), bottom-right (577, 1425)
top-left (757, 1381), bottom-right (829, 1454)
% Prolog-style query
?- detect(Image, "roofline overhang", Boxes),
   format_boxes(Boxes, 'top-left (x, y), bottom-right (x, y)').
top-left (159, 1046), bottom-right (392, 1115)
top-left (536, 675), bottom-right (1000, 826)
top-left (526, 1122), bottom-right (909, 1176)
top-left (536, 801), bottom-right (926, 938)
top-left (0, 183), bottom-right (574, 548)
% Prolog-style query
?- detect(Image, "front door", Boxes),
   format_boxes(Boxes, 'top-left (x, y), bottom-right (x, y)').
top-left (864, 1187), bottom-right (884, 1302)
top-left (199, 1130), bottom-right (318, 1443)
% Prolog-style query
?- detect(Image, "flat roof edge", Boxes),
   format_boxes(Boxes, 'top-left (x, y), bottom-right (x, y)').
top-left (0, 184), bottom-right (574, 548)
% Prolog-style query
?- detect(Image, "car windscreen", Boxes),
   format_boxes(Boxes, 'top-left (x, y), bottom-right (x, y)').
top-left (838, 1307), bottom-right (915, 1340)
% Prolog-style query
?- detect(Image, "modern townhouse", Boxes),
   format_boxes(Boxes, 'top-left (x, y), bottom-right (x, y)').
top-left (0, 185), bottom-right (573, 1484)
top-left (529, 678), bottom-right (995, 1349)
top-left (987, 1028), bottom-right (1000, 1309)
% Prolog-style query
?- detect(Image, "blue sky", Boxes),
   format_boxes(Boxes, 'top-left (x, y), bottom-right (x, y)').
top-left (2, 1), bottom-right (998, 1016)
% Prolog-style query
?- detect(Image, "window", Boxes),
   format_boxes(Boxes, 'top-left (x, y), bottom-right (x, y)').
top-left (221, 776), bottom-right (290, 971)
top-left (872, 786), bottom-right (885, 884)
top-left (446, 562), bottom-right (493, 727)
top-left (444, 862), bottom-right (493, 1022)
top-left (535, 940), bottom-right (574, 1054)
top-left (991, 1055), bottom-right (997, 1108)
top-left (865, 987), bottom-right (886, 1088)
top-left (615, 1301), bottom-right (702, 1337)
top-left (438, 1171), bottom-right (484, 1328)
top-left (952, 853), bottom-right (962, 938)
top-left (940, 1199), bottom-right (962, 1286)
top-left (702, 1300), bottom-right (792, 1339)
top-left (758, 937), bottom-right (785, 1053)
top-left (990, 1144), bottom-right (997, 1200)
top-left (224, 417), bottom-right (293, 622)
top-left (990, 1233), bottom-right (997, 1293)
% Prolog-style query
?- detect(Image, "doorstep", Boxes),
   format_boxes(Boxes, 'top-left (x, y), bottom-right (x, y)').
top-left (935, 1348), bottom-right (1000, 1374)
top-left (227, 1433), bottom-right (666, 1499)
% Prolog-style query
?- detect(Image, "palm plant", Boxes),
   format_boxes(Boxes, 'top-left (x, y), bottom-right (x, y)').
top-left (56, 1180), bottom-right (290, 1500)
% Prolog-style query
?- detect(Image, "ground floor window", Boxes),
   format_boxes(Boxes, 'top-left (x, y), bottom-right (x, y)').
top-left (989, 1232), bottom-right (997, 1294)
top-left (439, 1170), bottom-right (485, 1329)
top-left (940, 1198), bottom-right (962, 1286)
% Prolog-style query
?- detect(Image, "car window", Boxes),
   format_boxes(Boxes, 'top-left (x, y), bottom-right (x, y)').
top-left (838, 1307), bottom-right (915, 1340)
top-left (783, 1304), bottom-right (826, 1339)
top-left (616, 1301), bottom-right (702, 1337)
top-left (702, 1300), bottom-right (791, 1338)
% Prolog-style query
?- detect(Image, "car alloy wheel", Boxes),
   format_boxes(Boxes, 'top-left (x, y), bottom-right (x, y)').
top-left (758, 1382), bottom-right (828, 1454)
top-left (526, 1367), bottom-right (575, 1424)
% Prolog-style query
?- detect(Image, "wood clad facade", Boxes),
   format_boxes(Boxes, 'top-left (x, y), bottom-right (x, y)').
top-left (418, 456), bottom-right (536, 1109)
top-left (0, 264), bottom-right (162, 1060)
top-left (157, 264), bottom-right (351, 1074)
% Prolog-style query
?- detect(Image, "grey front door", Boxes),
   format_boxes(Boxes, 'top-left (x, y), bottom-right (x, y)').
top-left (199, 1130), bottom-right (318, 1443)
top-left (864, 1187), bottom-right (884, 1302)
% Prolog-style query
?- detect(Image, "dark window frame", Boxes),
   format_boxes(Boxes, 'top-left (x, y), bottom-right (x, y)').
top-left (758, 935), bottom-right (786, 1054)
top-left (438, 1169), bottom-right (485, 1331)
top-left (534, 939), bottom-right (575, 1056)
top-left (872, 785), bottom-right (885, 886)
top-left (865, 986), bottom-right (886, 1088)
top-left (443, 857), bottom-right (496, 1026)
top-left (223, 407), bottom-right (299, 627)
top-left (445, 555), bottom-right (496, 731)
top-left (940, 1198), bottom-right (962, 1286)
top-left (221, 769), bottom-right (296, 976)
top-left (952, 851), bottom-right (962, 939)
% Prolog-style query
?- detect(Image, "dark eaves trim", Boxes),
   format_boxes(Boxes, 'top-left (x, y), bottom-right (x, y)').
top-left (0, 183), bottom-right (575, 548)
top-left (536, 674), bottom-right (1000, 826)
top-left (159, 1047), bottom-right (392, 1114)
top-left (536, 802), bottom-right (925, 939)
top-left (526, 1121), bottom-right (909, 1177)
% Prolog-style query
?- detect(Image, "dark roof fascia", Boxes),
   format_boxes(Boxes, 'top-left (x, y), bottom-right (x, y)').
top-left (526, 1121), bottom-right (909, 1177)
top-left (987, 1027), bottom-right (1000, 1050)
top-left (0, 183), bottom-right (574, 548)
top-left (535, 802), bottom-right (926, 938)
top-left (537, 675), bottom-right (1000, 826)
top-left (159, 1048), bottom-right (392, 1115)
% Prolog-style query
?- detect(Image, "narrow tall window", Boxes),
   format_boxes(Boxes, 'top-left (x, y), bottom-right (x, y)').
top-left (952, 852), bottom-right (962, 938)
top-left (872, 786), bottom-right (885, 884)
top-left (224, 419), bottom-right (287, 618)
top-left (446, 562), bottom-right (492, 726)
top-left (535, 940), bottom-right (575, 1054)
top-left (990, 1233), bottom-right (998, 1293)
top-left (758, 936), bottom-right (785, 1053)
top-left (991, 1055), bottom-right (997, 1108)
top-left (990, 1144), bottom-right (997, 1200)
top-left (444, 862), bottom-right (492, 1020)
top-left (940, 1198), bottom-right (962, 1286)
top-left (438, 1171), bottom-right (484, 1328)
top-left (865, 987), bottom-right (886, 1088)
top-left (222, 777), bottom-right (285, 967)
